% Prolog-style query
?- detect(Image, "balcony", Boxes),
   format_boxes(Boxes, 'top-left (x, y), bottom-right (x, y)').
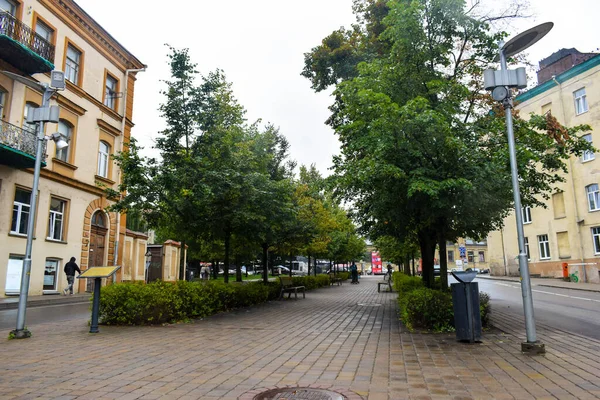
top-left (0, 120), bottom-right (46, 169)
top-left (0, 12), bottom-right (55, 75)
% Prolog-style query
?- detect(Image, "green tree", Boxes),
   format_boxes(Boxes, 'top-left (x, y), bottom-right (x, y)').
top-left (305, 0), bottom-right (592, 288)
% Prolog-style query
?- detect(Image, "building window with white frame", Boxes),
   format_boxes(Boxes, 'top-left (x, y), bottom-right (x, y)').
top-left (586, 184), bottom-right (600, 211)
top-left (23, 102), bottom-right (38, 133)
top-left (582, 134), bottom-right (595, 162)
top-left (525, 237), bottom-right (530, 260)
top-left (97, 141), bottom-right (110, 178)
top-left (447, 250), bottom-right (454, 263)
top-left (538, 234), bottom-right (550, 260)
top-left (592, 227), bottom-right (600, 254)
top-left (0, 88), bottom-right (6, 119)
top-left (522, 206), bottom-right (532, 224)
top-left (478, 251), bottom-right (485, 262)
top-left (65, 44), bottom-right (82, 85)
top-left (574, 88), bottom-right (588, 115)
top-left (47, 197), bottom-right (66, 241)
top-left (43, 258), bottom-right (60, 291)
top-left (104, 74), bottom-right (118, 110)
top-left (55, 120), bottom-right (72, 162)
top-left (35, 19), bottom-right (53, 43)
top-left (11, 188), bottom-right (31, 235)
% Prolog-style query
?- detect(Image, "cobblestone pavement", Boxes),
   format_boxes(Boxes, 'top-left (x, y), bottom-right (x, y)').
top-left (1, 277), bottom-right (599, 400)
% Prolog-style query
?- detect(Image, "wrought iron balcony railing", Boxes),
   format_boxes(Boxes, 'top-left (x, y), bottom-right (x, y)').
top-left (0, 119), bottom-right (45, 160)
top-left (0, 12), bottom-right (55, 63)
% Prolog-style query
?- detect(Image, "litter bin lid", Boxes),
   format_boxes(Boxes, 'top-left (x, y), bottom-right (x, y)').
top-left (452, 270), bottom-right (477, 283)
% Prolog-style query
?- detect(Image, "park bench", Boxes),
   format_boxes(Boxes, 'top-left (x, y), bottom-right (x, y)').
top-left (328, 272), bottom-right (342, 286)
top-left (279, 276), bottom-right (305, 300)
top-left (378, 276), bottom-right (393, 292)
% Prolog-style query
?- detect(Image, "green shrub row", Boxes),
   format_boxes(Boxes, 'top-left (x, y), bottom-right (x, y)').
top-left (393, 272), bottom-right (490, 332)
top-left (99, 273), bottom-right (344, 325)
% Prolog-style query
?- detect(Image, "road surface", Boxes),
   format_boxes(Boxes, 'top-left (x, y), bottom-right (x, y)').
top-left (468, 276), bottom-right (600, 340)
top-left (0, 302), bottom-right (90, 330)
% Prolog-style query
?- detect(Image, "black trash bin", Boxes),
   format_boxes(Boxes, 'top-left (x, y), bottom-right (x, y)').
top-left (451, 271), bottom-right (482, 343)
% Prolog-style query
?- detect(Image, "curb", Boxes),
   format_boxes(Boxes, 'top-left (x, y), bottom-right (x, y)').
top-left (0, 296), bottom-right (90, 311)
top-left (476, 275), bottom-right (600, 293)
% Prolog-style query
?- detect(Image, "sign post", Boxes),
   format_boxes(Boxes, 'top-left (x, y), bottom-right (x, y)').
top-left (78, 266), bottom-right (121, 333)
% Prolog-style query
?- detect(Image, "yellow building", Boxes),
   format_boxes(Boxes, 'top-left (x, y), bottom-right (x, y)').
top-left (0, 0), bottom-right (147, 296)
top-left (487, 49), bottom-right (600, 284)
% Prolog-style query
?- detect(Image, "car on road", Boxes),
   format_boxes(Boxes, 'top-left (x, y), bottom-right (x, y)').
top-left (434, 264), bottom-right (441, 276)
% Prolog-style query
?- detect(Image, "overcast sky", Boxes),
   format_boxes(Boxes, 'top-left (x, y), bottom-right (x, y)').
top-left (77, 0), bottom-right (599, 176)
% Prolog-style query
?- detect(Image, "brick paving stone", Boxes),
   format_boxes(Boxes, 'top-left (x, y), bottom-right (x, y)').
top-left (2, 276), bottom-right (600, 399)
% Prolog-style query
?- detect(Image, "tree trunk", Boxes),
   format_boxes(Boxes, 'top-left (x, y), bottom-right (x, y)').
top-left (411, 252), bottom-right (416, 276)
top-left (179, 240), bottom-right (186, 280)
top-left (438, 236), bottom-right (448, 290)
top-left (235, 254), bottom-right (242, 282)
top-left (211, 260), bottom-right (217, 280)
top-left (403, 259), bottom-right (411, 275)
top-left (289, 251), bottom-right (293, 277)
top-left (262, 243), bottom-right (269, 284)
top-left (224, 232), bottom-right (230, 284)
top-left (418, 229), bottom-right (437, 288)
top-left (308, 255), bottom-right (312, 276)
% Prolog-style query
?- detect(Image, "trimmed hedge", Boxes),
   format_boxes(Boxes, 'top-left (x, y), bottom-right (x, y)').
top-left (393, 272), bottom-right (490, 332)
top-left (99, 273), bottom-right (341, 325)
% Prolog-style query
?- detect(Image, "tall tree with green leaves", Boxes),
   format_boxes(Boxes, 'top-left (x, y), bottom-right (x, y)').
top-left (304, 0), bottom-right (592, 288)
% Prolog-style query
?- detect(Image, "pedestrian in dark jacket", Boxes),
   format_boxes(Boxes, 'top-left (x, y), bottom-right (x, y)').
top-left (63, 257), bottom-right (81, 295)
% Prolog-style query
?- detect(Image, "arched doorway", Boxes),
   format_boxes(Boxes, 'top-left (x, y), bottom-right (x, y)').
top-left (87, 211), bottom-right (107, 291)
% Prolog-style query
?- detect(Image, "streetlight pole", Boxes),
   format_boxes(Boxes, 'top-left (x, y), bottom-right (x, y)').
top-left (483, 23), bottom-right (553, 354)
top-left (2, 70), bottom-right (66, 339)
top-left (12, 86), bottom-right (55, 338)
top-left (498, 45), bottom-right (538, 346)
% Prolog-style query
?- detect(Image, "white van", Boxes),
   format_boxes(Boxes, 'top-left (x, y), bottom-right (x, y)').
top-left (291, 261), bottom-right (309, 276)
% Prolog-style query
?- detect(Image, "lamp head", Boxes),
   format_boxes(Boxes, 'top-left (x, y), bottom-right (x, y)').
top-left (49, 132), bottom-right (68, 150)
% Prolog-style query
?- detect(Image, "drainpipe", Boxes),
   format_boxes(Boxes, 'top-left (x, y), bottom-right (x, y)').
top-left (553, 75), bottom-right (587, 282)
top-left (113, 66), bottom-right (147, 266)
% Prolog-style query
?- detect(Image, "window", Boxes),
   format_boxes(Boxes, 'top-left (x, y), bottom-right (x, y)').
top-left (0, 0), bottom-right (17, 15)
top-left (556, 231), bottom-right (570, 258)
top-left (478, 251), bottom-right (485, 262)
top-left (541, 102), bottom-right (552, 115)
top-left (586, 184), bottom-right (600, 211)
top-left (538, 234), bottom-right (550, 260)
top-left (582, 134), bottom-right (595, 162)
top-left (524, 237), bottom-right (530, 260)
top-left (23, 102), bottom-right (38, 133)
top-left (522, 206), bottom-right (532, 224)
top-left (55, 120), bottom-right (72, 162)
top-left (11, 188), bottom-right (31, 235)
top-left (35, 19), bottom-right (53, 43)
top-left (97, 141), bottom-right (110, 178)
top-left (44, 259), bottom-right (60, 291)
top-left (592, 227), bottom-right (600, 254)
top-left (447, 250), bottom-right (454, 263)
top-left (104, 74), bottom-right (118, 110)
top-left (552, 192), bottom-right (566, 219)
top-left (47, 197), bottom-right (66, 241)
top-left (0, 88), bottom-right (6, 119)
top-left (65, 44), bottom-right (82, 85)
top-left (467, 251), bottom-right (474, 263)
top-left (574, 88), bottom-right (588, 115)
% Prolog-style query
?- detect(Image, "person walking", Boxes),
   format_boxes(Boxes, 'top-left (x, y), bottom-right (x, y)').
top-left (63, 257), bottom-right (81, 295)
top-left (350, 262), bottom-right (359, 284)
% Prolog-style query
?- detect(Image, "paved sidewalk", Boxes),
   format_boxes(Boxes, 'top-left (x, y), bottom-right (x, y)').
top-left (1, 277), bottom-right (599, 399)
top-left (0, 293), bottom-right (90, 310)
top-left (477, 275), bottom-right (600, 292)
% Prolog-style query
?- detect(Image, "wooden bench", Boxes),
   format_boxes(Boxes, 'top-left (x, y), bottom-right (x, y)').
top-left (378, 277), bottom-right (393, 292)
top-left (279, 276), bottom-right (305, 300)
top-left (328, 272), bottom-right (342, 286)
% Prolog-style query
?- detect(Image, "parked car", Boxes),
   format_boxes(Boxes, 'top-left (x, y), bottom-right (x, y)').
top-left (274, 265), bottom-right (291, 275)
top-left (434, 264), bottom-right (441, 276)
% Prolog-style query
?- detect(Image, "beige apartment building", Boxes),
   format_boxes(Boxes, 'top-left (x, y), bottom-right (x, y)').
top-left (488, 49), bottom-right (600, 284)
top-left (0, 0), bottom-right (148, 297)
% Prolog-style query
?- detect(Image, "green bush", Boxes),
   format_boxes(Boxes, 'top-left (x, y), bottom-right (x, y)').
top-left (394, 273), bottom-right (491, 332)
top-left (401, 287), bottom-right (454, 332)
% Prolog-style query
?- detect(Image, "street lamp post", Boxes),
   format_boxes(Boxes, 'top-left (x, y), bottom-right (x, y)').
top-left (483, 23), bottom-right (553, 355)
top-left (2, 71), bottom-right (66, 339)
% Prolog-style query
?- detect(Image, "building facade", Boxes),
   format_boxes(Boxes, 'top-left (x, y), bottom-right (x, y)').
top-left (487, 49), bottom-right (600, 284)
top-left (0, 0), bottom-right (145, 296)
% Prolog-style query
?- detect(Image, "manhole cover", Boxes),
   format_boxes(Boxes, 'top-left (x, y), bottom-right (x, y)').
top-left (356, 303), bottom-right (381, 307)
top-left (253, 387), bottom-right (346, 400)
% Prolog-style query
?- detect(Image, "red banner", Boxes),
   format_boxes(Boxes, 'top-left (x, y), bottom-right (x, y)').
top-left (371, 251), bottom-right (382, 274)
